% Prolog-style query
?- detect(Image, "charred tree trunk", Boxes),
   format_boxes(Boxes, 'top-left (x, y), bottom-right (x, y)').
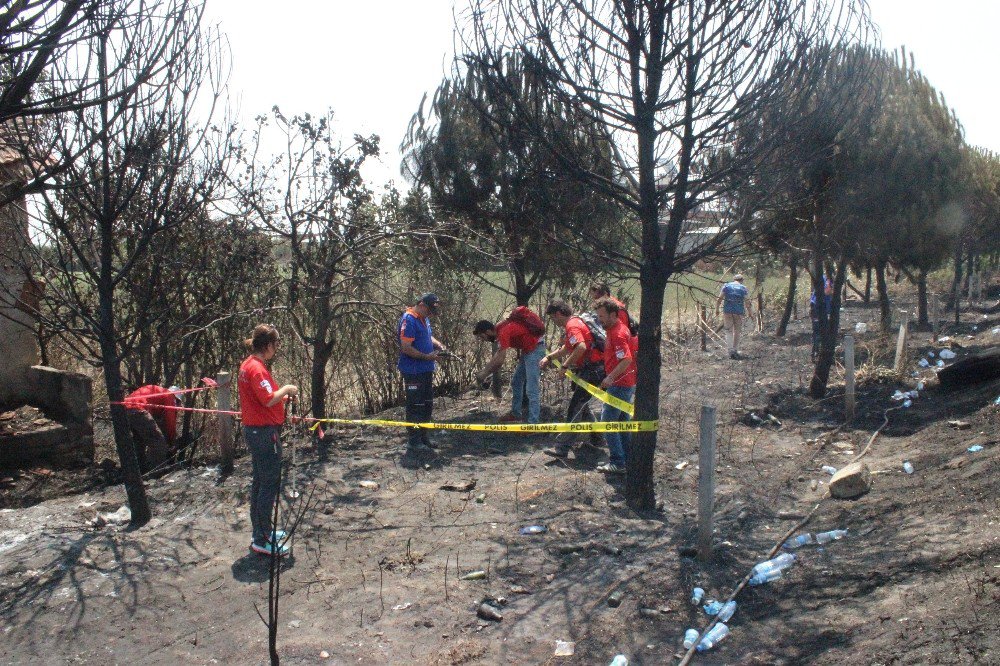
top-left (98, 284), bottom-right (151, 526)
top-left (627, 266), bottom-right (667, 511)
top-left (776, 255), bottom-right (797, 337)
top-left (809, 257), bottom-right (848, 398)
top-left (917, 269), bottom-right (929, 327)
top-left (876, 261), bottom-right (891, 332)
top-left (951, 243), bottom-right (963, 324)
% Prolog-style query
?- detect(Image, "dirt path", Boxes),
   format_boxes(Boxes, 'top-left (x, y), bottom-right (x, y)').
top-left (2, 304), bottom-right (998, 665)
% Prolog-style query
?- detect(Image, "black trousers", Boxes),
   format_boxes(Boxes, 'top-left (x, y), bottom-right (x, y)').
top-left (403, 371), bottom-right (433, 447)
top-left (562, 363), bottom-right (606, 446)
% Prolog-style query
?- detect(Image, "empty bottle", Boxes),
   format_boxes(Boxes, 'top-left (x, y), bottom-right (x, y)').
top-left (690, 587), bottom-right (705, 605)
top-left (683, 628), bottom-right (700, 649)
top-left (967, 445), bottom-right (984, 453)
top-left (783, 533), bottom-right (813, 550)
top-left (696, 623), bottom-right (729, 652)
top-left (717, 600), bottom-right (737, 622)
top-left (703, 600), bottom-right (724, 615)
top-left (821, 465), bottom-right (837, 475)
top-left (815, 529), bottom-right (848, 544)
top-left (608, 656), bottom-right (628, 666)
top-left (752, 553), bottom-right (796, 578)
top-left (748, 567), bottom-right (783, 586)
top-left (903, 461), bottom-right (914, 474)
top-left (903, 399), bottom-right (912, 408)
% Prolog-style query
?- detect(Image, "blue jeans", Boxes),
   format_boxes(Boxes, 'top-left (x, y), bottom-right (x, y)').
top-left (511, 344), bottom-right (545, 424)
top-left (602, 385), bottom-right (635, 467)
top-left (245, 425), bottom-right (282, 546)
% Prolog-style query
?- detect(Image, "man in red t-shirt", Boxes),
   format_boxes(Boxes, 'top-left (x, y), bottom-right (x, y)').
top-left (593, 297), bottom-right (636, 475)
top-left (124, 385), bottom-right (181, 473)
top-left (540, 299), bottom-right (605, 456)
top-left (589, 281), bottom-right (637, 334)
top-left (474, 312), bottom-right (545, 424)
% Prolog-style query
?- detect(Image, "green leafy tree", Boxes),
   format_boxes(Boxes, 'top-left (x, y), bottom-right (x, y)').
top-left (402, 58), bottom-right (625, 306)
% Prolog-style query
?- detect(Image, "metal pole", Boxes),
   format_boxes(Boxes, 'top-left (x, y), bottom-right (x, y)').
top-left (697, 405), bottom-right (717, 560)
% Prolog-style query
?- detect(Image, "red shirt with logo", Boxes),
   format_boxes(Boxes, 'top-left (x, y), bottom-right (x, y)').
top-left (124, 385), bottom-right (178, 443)
top-left (563, 316), bottom-right (603, 366)
top-left (603, 321), bottom-right (637, 387)
top-left (496, 320), bottom-right (540, 353)
top-left (238, 355), bottom-right (285, 426)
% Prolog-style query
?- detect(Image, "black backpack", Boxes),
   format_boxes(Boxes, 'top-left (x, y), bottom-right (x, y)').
top-left (577, 312), bottom-right (607, 352)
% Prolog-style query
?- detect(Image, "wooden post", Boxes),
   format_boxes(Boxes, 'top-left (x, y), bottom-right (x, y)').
top-left (893, 320), bottom-right (909, 374)
top-left (700, 305), bottom-right (707, 352)
top-left (844, 335), bottom-right (855, 424)
top-left (697, 405), bottom-right (717, 560)
top-left (217, 371), bottom-right (234, 474)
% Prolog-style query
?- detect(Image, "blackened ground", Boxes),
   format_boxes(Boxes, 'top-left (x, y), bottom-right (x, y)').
top-left (0, 297), bottom-right (998, 665)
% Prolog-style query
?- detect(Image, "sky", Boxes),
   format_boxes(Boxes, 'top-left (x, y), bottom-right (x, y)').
top-left (205, 0), bottom-right (1000, 189)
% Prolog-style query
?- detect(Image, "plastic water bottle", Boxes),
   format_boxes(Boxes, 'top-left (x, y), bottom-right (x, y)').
top-left (967, 445), bottom-right (984, 453)
top-left (927, 351), bottom-right (935, 358)
top-left (717, 600), bottom-right (737, 622)
top-left (748, 567), bottom-right (783, 586)
top-left (691, 587), bottom-right (704, 605)
top-left (917, 381), bottom-right (925, 390)
top-left (696, 623), bottom-right (729, 652)
top-left (903, 399), bottom-right (912, 408)
top-left (703, 600), bottom-right (724, 615)
top-left (783, 533), bottom-right (813, 549)
top-left (815, 529), bottom-right (848, 544)
top-left (608, 656), bottom-right (628, 666)
top-left (683, 628), bottom-right (700, 649)
top-left (753, 553), bottom-right (796, 577)
top-left (918, 359), bottom-right (930, 368)
top-left (903, 461), bottom-right (914, 474)
top-left (821, 465), bottom-right (837, 475)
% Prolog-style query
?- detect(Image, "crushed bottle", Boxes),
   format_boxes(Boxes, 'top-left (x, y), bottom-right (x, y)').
top-left (717, 600), bottom-right (737, 622)
top-left (967, 445), bottom-right (984, 453)
top-left (821, 465), bottom-right (838, 475)
top-left (703, 600), bottom-right (724, 616)
top-left (691, 587), bottom-right (705, 605)
top-left (903, 461), bottom-right (914, 474)
top-left (939, 349), bottom-right (956, 360)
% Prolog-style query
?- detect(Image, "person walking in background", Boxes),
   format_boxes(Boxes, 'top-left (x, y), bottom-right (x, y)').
top-left (123, 384), bottom-right (182, 473)
top-left (397, 293), bottom-right (446, 453)
top-left (716, 274), bottom-right (752, 359)
top-left (238, 324), bottom-right (298, 557)
top-left (593, 298), bottom-right (636, 475)
top-left (539, 299), bottom-right (606, 458)
top-left (474, 305), bottom-right (546, 424)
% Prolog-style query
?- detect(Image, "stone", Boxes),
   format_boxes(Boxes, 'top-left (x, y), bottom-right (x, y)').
top-left (829, 462), bottom-right (872, 499)
top-left (607, 590), bottom-right (624, 608)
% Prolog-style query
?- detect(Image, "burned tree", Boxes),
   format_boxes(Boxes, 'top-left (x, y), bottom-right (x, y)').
top-left (462, 0), bottom-right (870, 509)
top-left (18, 0), bottom-right (229, 525)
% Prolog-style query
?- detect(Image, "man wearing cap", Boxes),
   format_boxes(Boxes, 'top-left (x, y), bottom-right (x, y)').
top-left (398, 293), bottom-right (446, 452)
top-left (123, 384), bottom-right (182, 473)
top-left (715, 274), bottom-right (753, 359)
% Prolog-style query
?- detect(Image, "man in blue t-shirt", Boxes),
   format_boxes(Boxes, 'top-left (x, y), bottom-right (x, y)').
top-left (715, 274), bottom-right (753, 359)
top-left (398, 293), bottom-right (446, 452)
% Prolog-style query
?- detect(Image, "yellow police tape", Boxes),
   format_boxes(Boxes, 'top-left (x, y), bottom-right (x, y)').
top-left (309, 417), bottom-right (656, 433)
top-left (551, 359), bottom-right (635, 416)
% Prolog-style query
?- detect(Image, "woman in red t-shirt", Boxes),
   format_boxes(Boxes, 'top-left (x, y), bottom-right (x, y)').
top-left (238, 324), bottom-right (298, 556)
